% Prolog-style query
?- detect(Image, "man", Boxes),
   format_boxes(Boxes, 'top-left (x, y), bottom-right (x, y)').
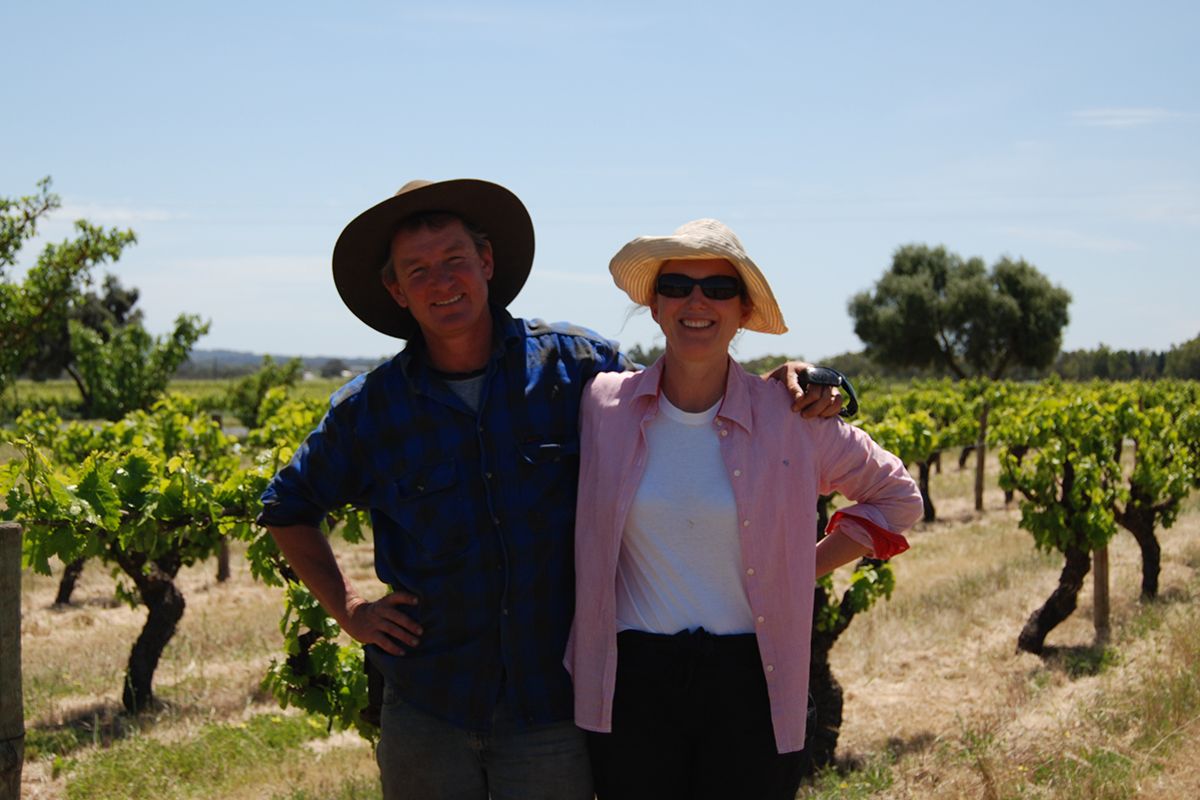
top-left (259, 179), bottom-right (842, 800)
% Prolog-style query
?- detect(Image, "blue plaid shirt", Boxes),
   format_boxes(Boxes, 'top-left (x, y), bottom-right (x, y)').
top-left (259, 308), bottom-right (631, 731)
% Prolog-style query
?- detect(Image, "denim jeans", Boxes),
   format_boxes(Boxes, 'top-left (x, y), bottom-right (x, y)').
top-left (376, 683), bottom-right (592, 800)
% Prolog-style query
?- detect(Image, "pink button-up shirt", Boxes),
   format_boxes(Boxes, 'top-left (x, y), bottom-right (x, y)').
top-left (565, 358), bottom-right (923, 753)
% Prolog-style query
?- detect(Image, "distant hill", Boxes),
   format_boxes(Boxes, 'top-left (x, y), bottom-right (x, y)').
top-left (178, 348), bottom-right (385, 378)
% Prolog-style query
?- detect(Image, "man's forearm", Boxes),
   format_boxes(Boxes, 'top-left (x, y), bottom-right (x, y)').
top-left (268, 524), bottom-right (365, 627)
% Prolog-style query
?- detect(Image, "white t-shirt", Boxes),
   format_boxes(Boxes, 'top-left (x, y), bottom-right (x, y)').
top-left (615, 394), bottom-right (755, 635)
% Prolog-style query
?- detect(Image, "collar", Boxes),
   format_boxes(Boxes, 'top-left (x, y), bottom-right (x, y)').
top-left (397, 306), bottom-right (521, 381)
top-left (632, 355), bottom-right (755, 434)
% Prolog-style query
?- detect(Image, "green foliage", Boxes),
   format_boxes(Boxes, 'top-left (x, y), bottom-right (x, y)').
top-left (815, 560), bottom-right (896, 634)
top-left (24, 273), bottom-right (143, 381)
top-left (992, 381), bottom-right (1200, 560)
top-left (860, 412), bottom-right (935, 467)
top-left (1, 177), bottom-right (210, 419)
top-left (1055, 344), bottom-right (1169, 381)
top-left (992, 390), bottom-right (1128, 553)
top-left (1059, 645), bottom-right (1120, 678)
top-left (70, 314), bottom-right (210, 419)
top-left (224, 356), bottom-right (305, 428)
top-left (3, 382), bottom-right (368, 729)
top-left (248, 393), bottom-right (373, 736)
top-left (0, 178), bottom-right (138, 405)
top-left (1119, 383), bottom-right (1200, 530)
top-left (625, 341), bottom-right (664, 367)
top-left (262, 582), bottom-right (375, 739)
top-left (848, 244), bottom-right (1071, 379)
top-left (738, 353), bottom-right (803, 376)
top-left (1, 397), bottom-right (271, 706)
top-left (1164, 332), bottom-right (1200, 379)
top-left (2, 400), bottom-right (261, 575)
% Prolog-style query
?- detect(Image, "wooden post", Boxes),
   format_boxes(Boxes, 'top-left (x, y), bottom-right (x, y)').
top-left (1, 522), bottom-right (24, 800)
top-left (1093, 544), bottom-right (1111, 646)
top-left (216, 539), bottom-right (231, 583)
top-left (211, 413), bottom-right (231, 584)
top-left (974, 400), bottom-right (989, 512)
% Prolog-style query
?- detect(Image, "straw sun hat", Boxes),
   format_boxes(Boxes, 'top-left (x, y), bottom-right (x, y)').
top-left (608, 219), bottom-right (787, 335)
top-left (332, 178), bottom-right (534, 339)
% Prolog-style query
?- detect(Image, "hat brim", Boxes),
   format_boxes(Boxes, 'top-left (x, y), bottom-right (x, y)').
top-left (332, 179), bottom-right (534, 339)
top-left (608, 231), bottom-right (787, 335)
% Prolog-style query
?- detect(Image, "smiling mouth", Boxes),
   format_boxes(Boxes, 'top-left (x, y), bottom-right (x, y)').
top-left (432, 294), bottom-right (465, 307)
top-left (681, 319), bottom-right (714, 329)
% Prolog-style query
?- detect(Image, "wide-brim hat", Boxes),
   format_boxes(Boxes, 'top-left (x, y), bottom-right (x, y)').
top-left (608, 218), bottom-right (787, 334)
top-left (332, 178), bottom-right (534, 339)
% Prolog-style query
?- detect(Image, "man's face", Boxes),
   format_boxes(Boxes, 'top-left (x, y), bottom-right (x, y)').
top-left (385, 219), bottom-right (495, 343)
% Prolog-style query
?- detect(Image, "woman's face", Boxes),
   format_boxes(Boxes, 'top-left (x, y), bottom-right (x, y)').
top-left (651, 258), bottom-right (751, 364)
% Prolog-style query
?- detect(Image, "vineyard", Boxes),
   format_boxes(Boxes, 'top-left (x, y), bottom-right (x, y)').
top-left (3, 377), bottom-right (1200, 799)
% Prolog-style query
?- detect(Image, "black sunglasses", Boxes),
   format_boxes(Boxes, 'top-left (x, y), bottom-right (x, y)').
top-left (655, 273), bottom-right (743, 301)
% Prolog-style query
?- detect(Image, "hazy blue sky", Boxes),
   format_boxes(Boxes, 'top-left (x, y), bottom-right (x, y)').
top-left (5, 1), bottom-right (1197, 362)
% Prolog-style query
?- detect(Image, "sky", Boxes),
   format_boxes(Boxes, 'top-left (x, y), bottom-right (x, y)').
top-left (4, 1), bottom-right (1198, 363)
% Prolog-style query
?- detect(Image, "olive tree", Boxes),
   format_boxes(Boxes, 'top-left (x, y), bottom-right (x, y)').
top-left (849, 245), bottom-right (1071, 509)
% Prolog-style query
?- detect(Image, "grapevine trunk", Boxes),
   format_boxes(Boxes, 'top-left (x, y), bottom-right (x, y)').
top-left (114, 548), bottom-right (185, 713)
top-left (1016, 543), bottom-right (1090, 654)
top-left (54, 556), bottom-right (86, 605)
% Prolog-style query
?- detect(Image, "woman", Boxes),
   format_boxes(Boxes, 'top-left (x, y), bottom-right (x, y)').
top-left (564, 219), bottom-right (923, 799)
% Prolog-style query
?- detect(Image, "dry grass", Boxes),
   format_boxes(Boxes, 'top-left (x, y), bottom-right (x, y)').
top-left (18, 538), bottom-right (387, 799)
top-left (804, 456), bottom-right (1200, 799)
top-left (13, 452), bottom-right (1200, 798)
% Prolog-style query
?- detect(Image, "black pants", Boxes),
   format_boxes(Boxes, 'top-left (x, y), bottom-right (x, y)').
top-left (588, 629), bottom-right (805, 800)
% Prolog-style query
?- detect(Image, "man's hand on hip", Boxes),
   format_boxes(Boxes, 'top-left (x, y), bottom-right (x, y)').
top-left (345, 590), bottom-right (423, 655)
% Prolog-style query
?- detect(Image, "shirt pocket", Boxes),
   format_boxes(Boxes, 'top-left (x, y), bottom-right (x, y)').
top-left (516, 438), bottom-right (580, 466)
top-left (374, 459), bottom-right (471, 563)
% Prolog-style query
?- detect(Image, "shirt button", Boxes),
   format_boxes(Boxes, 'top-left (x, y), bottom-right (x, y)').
top-left (756, 615), bottom-right (765, 624)
top-left (733, 469), bottom-right (742, 477)
top-left (485, 472), bottom-right (493, 479)
top-left (492, 516), bottom-right (500, 525)
top-left (765, 664), bottom-right (775, 673)
top-left (746, 567), bottom-right (755, 576)
top-left (720, 429), bottom-right (729, 437)
top-left (742, 519), bottom-right (750, 527)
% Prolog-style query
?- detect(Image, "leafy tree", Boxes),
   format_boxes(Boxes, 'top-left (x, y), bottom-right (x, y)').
top-left (24, 273), bottom-right (143, 381)
top-left (1164, 333), bottom-right (1200, 379)
top-left (70, 314), bottom-right (210, 420)
top-left (738, 353), bottom-right (805, 376)
top-left (862, 381), bottom-right (975, 521)
top-left (319, 358), bottom-right (349, 379)
top-left (850, 247), bottom-right (1068, 510)
top-left (1110, 382), bottom-right (1200, 598)
top-left (848, 245), bottom-right (1071, 380)
top-left (0, 178), bottom-right (136, 407)
top-left (1054, 345), bottom-right (1167, 381)
top-left (626, 342), bottom-right (664, 367)
top-left (2, 400), bottom-right (267, 711)
top-left (993, 391), bottom-right (1129, 653)
top-left (1, 178), bottom-right (208, 418)
top-left (224, 356), bottom-right (305, 429)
